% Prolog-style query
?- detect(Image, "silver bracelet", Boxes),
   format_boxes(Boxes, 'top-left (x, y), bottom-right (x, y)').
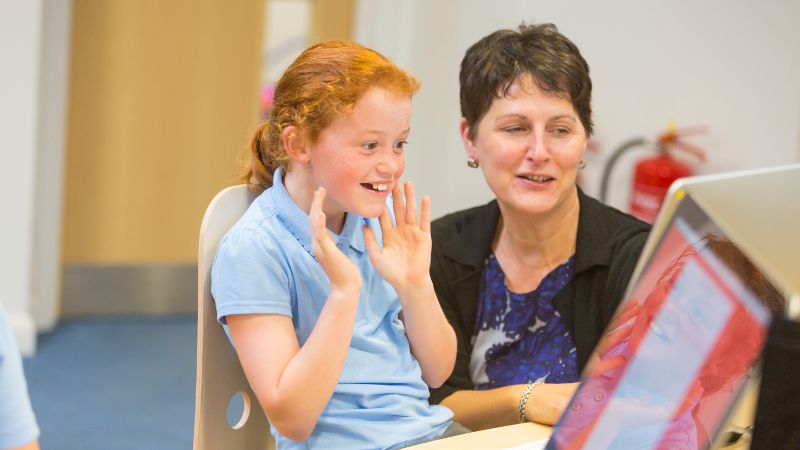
top-left (518, 380), bottom-right (543, 423)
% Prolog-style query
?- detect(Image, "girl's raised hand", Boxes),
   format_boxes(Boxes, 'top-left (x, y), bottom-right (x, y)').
top-left (363, 181), bottom-right (432, 293)
top-left (310, 188), bottom-right (361, 296)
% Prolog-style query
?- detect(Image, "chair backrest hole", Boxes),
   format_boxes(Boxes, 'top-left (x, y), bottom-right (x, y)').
top-left (227, 390), bottom-right (252, 429)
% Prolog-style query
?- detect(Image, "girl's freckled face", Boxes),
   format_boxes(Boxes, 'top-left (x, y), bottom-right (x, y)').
top-left (308, 87), bottom-right (412, 221)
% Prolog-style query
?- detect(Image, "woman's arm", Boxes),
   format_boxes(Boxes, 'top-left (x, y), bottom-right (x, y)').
top-left (364, 182), bottom-right (456, 387)
top-left (440, 382), bottom-right (578, 431)
top-left (227, 188), bottom-right (361, 442)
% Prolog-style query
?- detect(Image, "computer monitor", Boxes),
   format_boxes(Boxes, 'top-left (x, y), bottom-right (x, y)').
top-left (546, 193), bottom-right (784, 450)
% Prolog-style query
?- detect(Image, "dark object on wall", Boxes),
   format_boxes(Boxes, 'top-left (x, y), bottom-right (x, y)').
top-left (751, 317), bottom-right (800, 450)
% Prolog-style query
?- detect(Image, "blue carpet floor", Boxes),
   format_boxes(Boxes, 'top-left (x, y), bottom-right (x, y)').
top-left (22, 314), bottom-right (196, 450)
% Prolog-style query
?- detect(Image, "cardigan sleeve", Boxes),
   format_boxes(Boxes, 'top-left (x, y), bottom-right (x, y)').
top-left (428, 245), bottom-right (477, 405)
top-left (567, 227), bottom-right (651, 371)
top-left (603, 230), bottom-right (650, 321)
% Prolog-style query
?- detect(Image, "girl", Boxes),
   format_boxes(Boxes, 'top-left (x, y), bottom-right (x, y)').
top-left (211, 41), bottom-right (459, 449)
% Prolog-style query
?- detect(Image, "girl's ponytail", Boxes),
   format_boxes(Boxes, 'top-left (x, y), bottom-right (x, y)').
top-left (242, 120), bottom-right (285, 192)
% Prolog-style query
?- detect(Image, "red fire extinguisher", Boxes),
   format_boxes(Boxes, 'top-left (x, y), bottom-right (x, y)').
top-left (600, 124), bottom-right (706, 224)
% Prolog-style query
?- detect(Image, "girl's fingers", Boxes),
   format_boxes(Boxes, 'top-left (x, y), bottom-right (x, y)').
top-left (391, 182), bottom-right (405, 225)
top-left (404, 181), bottom-right (418, 225)
top-left (310, 188), bottom-right (326, 240)
top-left (310, 187), bottom-right (335, 253)
top-left (377, 207), bottom-right (392, 236)
top-left (420, 195), bottom-right (431, 233)
top-left (363, 225), bottom-right (380, 260)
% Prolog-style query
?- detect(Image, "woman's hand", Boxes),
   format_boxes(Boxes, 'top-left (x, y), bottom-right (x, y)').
top-left (524, 382), bottom-right (579, 425)
top-left (310, 188), bottom-right (361, 296)
top-left (364, 181), bottom-right (432, 294)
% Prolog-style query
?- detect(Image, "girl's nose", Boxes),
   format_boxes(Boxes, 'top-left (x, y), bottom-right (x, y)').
top-left (376, 151), bottom-right (402, 175)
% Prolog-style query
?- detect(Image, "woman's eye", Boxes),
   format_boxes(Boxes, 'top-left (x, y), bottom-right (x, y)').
top-left (551, 127), bottom-right (571, 136)
top-left (503, 126), bottom-right (526, 134)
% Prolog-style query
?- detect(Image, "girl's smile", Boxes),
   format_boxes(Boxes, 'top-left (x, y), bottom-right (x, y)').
top-left (285, 86), bottom-right (412, 233)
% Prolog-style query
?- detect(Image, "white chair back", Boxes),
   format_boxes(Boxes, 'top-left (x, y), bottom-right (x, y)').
top-left (193, 185), bottom-right (274, 450)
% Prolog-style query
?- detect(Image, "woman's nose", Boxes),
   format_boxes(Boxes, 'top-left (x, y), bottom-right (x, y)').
top-left (526, 132), bottom-right (549, 162)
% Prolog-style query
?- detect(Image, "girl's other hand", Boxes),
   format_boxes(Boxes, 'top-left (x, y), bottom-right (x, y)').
top-left (364, 181), bottom-right (432, 292)
top-left (310, 188), bottom-right (361, 296)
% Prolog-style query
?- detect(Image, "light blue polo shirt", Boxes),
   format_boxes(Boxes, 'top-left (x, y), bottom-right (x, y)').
top-left (0, 304), bottom-right (40, 449)
top-left (211, 168), bottom-right (452, 450)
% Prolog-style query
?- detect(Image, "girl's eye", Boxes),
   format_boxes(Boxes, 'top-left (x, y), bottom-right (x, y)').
top-left (393, 140), bottom-right (408, 153)
top-left (362, 142), bottom-right (379, 151)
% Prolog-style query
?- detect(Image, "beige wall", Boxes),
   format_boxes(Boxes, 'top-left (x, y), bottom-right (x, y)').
top-left (310, 0), bottom-right (354, 42)
top-left (63, 0), bottom-right (266, 264)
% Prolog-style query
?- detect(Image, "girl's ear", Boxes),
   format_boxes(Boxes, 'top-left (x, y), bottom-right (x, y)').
top-left (282, 125), bottom-right (310, 164)
top-left (459, 117), bottom-right (478, 161)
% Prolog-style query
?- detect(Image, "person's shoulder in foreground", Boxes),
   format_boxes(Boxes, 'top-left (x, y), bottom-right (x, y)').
top-left (0, 304), bottom-right (40, 450)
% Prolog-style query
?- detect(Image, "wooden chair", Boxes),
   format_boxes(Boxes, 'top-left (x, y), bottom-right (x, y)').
top-left (194, 185), bottom-right (275, 450)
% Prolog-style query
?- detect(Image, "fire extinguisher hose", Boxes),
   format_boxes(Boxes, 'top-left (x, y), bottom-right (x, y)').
top-left (599, 137), bottom-right (649, 204)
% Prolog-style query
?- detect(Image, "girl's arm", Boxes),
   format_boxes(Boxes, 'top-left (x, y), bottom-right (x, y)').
top-left (393, 277), bottom-right (455, 389)
top-left (364, 182), bottom-right (456, 388)
top-left (227, 188), bottom-right (361, 442)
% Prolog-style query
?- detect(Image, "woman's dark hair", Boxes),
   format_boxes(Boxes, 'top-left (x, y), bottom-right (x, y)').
top-left (459, 23), bottom-right (593, 139)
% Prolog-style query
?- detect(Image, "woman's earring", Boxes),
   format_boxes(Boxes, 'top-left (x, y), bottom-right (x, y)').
top-left (578, 159), bottom-right (587, 170)
top-left (467, 158), bottom-right (480, 168)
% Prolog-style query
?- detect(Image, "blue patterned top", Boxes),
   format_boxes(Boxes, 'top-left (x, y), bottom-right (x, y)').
top-left (470, 254), bottom-right (579, 389)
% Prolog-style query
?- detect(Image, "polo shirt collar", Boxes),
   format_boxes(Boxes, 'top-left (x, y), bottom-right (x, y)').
top-left (268, 167), bottom-right (366, 254)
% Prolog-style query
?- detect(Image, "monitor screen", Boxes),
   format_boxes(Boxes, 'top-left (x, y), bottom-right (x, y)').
top-left (547, 195), bottom-right (783, 450)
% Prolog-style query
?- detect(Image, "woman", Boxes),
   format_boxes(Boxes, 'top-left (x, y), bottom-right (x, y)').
top-left (429, 23), bottom-right (651, 431)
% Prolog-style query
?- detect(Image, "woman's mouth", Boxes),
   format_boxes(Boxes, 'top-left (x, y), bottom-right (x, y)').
top-left (519, 175), bottom-right (555, 183)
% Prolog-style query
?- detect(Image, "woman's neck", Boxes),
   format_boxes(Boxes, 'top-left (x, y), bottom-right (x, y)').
top-left (492, 190), bottom-right (580, 292)
top-left (283, 166), bottom-right (345, 234)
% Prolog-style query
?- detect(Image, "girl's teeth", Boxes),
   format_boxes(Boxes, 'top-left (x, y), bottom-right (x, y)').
top-left (372, 183), bottom-right (388, 191)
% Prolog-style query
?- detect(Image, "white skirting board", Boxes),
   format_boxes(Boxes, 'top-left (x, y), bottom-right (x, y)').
top-left (8, 309), bottom-right (37, 357)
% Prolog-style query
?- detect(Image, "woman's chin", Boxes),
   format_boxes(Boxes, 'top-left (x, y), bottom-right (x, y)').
top-left (501, 195), bottom-right (559, 216)
top-left (499, 185), bottom-right (577, 217)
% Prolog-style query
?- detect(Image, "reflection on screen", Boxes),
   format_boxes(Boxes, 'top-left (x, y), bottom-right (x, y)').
top-left (576, 259), bottom-right (733, 448)
top-left (548, 197), bottom-right (778, 450)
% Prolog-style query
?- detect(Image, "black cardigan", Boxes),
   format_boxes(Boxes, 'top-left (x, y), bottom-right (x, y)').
top-left (429, 189), bottom-right (651, 404)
